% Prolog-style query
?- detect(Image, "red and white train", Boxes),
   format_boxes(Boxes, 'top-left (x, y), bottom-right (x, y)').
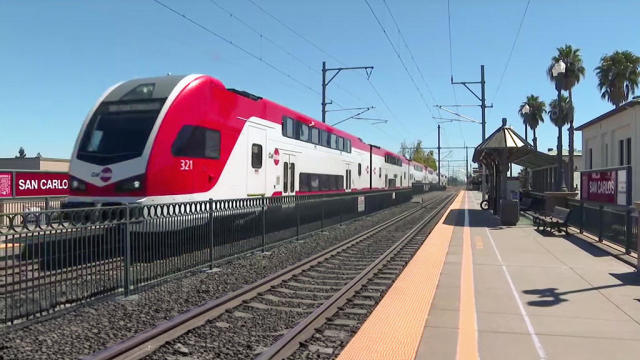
top-left (66, 74), bottom-right (440, 207)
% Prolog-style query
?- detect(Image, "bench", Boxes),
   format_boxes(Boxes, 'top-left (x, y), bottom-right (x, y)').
top-left (532, 206), bottom-right (571, 234)
top-left (519, 198), bottom-right (533, 211)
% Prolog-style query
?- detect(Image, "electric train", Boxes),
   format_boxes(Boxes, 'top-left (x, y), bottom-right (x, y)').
top-left (66, 74), bottom-right (438, 207)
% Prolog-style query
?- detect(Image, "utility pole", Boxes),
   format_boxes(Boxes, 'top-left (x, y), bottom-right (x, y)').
top-left (322, 61), bottom-right (373, 123)
top-left (481, 65), bottom-right (486, 140)
top-left (451, 65), bottom-right (491, 199)
top-left (437, 124), bottom-right (441, 186)
top-left (465, 145), bottom-right (469, 187)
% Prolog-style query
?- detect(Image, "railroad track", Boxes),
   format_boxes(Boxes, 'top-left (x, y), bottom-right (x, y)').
top-left (83, 191), bottom-right (456, 360)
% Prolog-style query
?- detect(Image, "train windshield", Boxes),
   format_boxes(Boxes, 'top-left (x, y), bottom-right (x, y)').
top-left (77, 101), bottom-right (164, 165)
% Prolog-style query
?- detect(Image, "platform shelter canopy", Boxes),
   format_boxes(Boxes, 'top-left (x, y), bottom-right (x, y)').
top-left (473, 120), bottom-right (532, 165)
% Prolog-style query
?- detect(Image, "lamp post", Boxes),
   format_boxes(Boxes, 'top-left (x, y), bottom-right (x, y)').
top-left (521, 103), bottom-right (530, 142)
top-left (520, 104), bottom-right (531, 191)
top-left (552, 60), bottom-right (568, 192)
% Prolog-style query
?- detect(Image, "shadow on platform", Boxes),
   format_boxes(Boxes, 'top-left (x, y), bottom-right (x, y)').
top-left (442, 209), bottom-right (501, 228)
top-left (523, 271), bottom-right (640, 307)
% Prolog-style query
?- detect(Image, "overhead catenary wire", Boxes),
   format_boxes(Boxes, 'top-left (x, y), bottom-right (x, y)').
top-left (381, 0), bottom-right (438, 105)
top-left (446, 0), bottom-right (467, 155)
top-left (205, 0), bottom-right (368, 108)
top-left (493, 0), bottom-right (532, 99)
top-left (246, 0), bottom-right (346, 67)
top-left (245, 0), bottom-right (411, 137)
top-left (447, 0), bottom-right (458, 108)
top-left (152, 0), bottom-right (321, 96)
top-left (363, 0), bottom-right (434, 118)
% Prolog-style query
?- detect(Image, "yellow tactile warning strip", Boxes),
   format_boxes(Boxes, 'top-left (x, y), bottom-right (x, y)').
top-left (337, 191), bottom-right (465, 360)
top-left (456, 193), bottom-right (479, 360)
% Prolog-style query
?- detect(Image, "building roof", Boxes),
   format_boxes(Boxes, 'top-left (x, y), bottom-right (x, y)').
top-left (546, 149), bottom-right (582, 156)
top-left (575, 98), bottom-right (640, 131)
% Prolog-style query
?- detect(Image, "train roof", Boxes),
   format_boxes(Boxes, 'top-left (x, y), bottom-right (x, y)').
top-left (104, 75), bottom-right (188, 102)
top-left (206, 75), bottom-right (408, 163)
top-left (106, 74), bottom-right (411, 164)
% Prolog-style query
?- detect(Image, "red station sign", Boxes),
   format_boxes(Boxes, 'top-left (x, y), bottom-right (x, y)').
top-left (0, 172), bottom-right (12, 198)
top-left (581, 170), bottom-right (617, 204)
top-left (14, 172), bottom-right (70, 197)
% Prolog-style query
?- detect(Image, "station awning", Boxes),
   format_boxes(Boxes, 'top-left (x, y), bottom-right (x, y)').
top-left (512, 151), bottom-right (557, 169)
top-left (472, 119), bottom-right (533, 165)
top-left (472, 119), bottom-right (561, 169)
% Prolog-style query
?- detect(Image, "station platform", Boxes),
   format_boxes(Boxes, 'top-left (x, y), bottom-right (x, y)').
top-left (338, 191), bottom-right (640, 360)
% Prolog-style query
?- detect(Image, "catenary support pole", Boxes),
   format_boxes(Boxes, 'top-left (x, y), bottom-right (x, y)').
top-left (437, 124), bottom-right (441, 186)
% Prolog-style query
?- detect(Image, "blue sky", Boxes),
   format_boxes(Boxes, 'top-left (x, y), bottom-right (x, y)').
top-left (1, 0), bottom-right (638, 179)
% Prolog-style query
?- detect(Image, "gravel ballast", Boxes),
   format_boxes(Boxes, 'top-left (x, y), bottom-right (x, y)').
top-left (0, 192), bottom-right (438, 360)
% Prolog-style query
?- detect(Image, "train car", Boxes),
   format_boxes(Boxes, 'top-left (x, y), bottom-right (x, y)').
top-left (66, 74), bottom-right (417, 207)
top-left (426, 167), bottom-right (437, 185)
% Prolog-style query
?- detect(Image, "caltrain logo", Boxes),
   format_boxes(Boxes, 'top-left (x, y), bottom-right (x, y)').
top-left (273, 148), bottom-right (280, 165)
top-left (91, 167), bottom-right (113, 183)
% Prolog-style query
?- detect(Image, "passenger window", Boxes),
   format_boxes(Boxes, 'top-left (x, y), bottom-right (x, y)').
top-left (299, 173), bottom-right (309, 192)
top-left (320, 130), bottom-right (330, 147)
top-left (283, 162), bottom-right (288, 193)
top-left (330, 134), bottom-right (338, 149)
top-left (311, 128), bottom-right (319, 144)
top-left (346, 139), bottom-right (351, 153)
top-left (299, 123), bottom-right (309, 142)
top-left (379, 167), bottom-right (382, 178)
top-left (172, 125), bottom-right (220, 159)
top-left (290, 163), bottom-right (295, 193)
top-left (252, 144), bottom-right (262, 169)
top-left (358, 163), bottom-right (361, 176)
top-left (282, 117), bottom-right (294, 138)
top-left (338, 137), bottom-right (344, 151)
top-left (320, 174), bottom-right (330, 191)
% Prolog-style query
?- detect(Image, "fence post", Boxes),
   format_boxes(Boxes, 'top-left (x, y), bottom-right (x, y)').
top-left (625, 208), bottom-right (632, 255)
top-left (296, 196), bottom-right (300, 241)
top-left (579, 200), bottom-right (584, 234)
top-left (208, 198), bottom-right (214, 268)
top-left (45, 197), bottom-right (50, 211)
top-left (598, 204), bottom-right (604, 242)
top-left (320, 201), bottom-right (324, 230)
top-left (261, 197), bottom-right (266, 253)
top-left (124, 205), bottom-right (132, 297)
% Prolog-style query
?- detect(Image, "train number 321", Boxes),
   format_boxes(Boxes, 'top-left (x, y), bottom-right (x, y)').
top-left (180, 160), bottom-right (193, 171)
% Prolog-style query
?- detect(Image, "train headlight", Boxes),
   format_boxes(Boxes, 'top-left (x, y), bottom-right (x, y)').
top-left (70, 177), bottom-right (87, 191)
top-left (116, 175), bottom-right (145, 192)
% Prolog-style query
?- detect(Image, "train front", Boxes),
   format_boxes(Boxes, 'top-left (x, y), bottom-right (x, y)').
top-left (66, 75), bottom-right (190, 208)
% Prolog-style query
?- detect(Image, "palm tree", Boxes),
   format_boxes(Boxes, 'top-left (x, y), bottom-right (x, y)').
top-left (547, 45), bottom-right (585, 190)
top-left (518, 95), bottom-right (546, 150)
top-left (595, 50), bottom-right (640, 107)
top-left (549, 94), bottom-right (572, 190)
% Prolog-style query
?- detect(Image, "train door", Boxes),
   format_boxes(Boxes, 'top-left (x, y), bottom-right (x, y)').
top-left (282, 154), bottom-right (296, 195)
top-left (247, 126), bottom-right (266, 196)
top-left (344, 163), bottom-right (352, 191)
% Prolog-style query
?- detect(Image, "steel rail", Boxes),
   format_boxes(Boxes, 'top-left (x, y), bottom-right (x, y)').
top-left (83, 193), bottom-right (449, 360)
top-left (255, 192), bottom-right (456, 359)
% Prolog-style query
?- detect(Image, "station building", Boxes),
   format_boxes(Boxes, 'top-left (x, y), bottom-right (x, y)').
top-left (576, 98), bottom-right (638, 203)
top-left (0, 156), bottom-right (69, 171)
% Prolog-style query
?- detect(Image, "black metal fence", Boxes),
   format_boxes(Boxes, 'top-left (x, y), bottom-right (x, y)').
top-left (0, 197), bottom-right (66, 226)
top-left (0, 189), bottom-right (415, 325)
top-left (565, 198), bottom-right (637, 255)
top-left (523, 193), bottom-right (637, 255)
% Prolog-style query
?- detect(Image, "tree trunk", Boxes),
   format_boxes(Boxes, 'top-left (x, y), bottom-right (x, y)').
top-left (568, 88), bottom-right (575, 191)
top-left (557, 124), bottom-right (563, 191)
top-left (525, 124), bottom-right (528, 142)
top-left (533, 128), bottom-right (537, 151)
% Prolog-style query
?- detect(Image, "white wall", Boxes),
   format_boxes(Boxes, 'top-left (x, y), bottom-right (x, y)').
top-left (580, 106), bottom-right (639, 202)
